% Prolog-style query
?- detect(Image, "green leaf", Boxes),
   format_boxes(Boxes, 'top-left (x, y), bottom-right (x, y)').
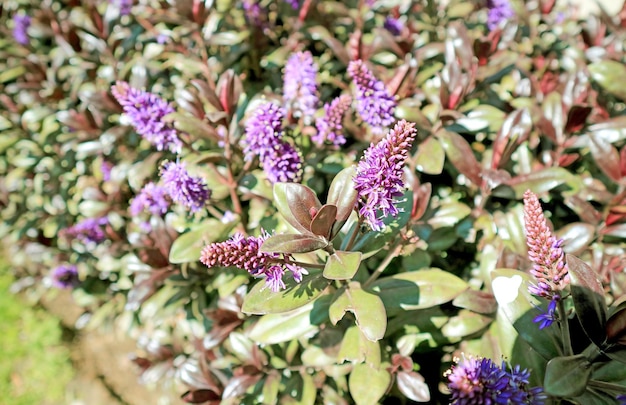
top-left (273, 183), bottom-right (321, 234)
top-left (327, 166), bottom-right (358, 224)
top-left (337, 326), bottom-right (382, 367)
top-left (490, 268), bottom-right (560, 360)
top-left (262, 372), bottom-right (280, 405)
top-left (310, 204), bottom-right (337, 239)
top-left (567, 255), bottom-right (608, 346)
top-left (298, 372), bottom-right (316, 405)
top-left (371, 268), bottom-right (468, 316)
top-left (606, 306), bottom-right (626, 344)
top-left (323, 251), bottom-right (362, 280)
top-left (441, 310), bottom-right (493, 339)
top-left (242, 274), bottom-right (330, 315)
top-left (260, 233), bottom-right (328, 254)
top-left (544, 354), bottom-right (591, 397)
top-left (329, 282), bottom-right (387, 341)
top-left (505, 167), bottom-right (581, 197)
top-left (249, 301), bottom-right (319, 344)
top-left (163, 112), bottom-right (219, 141)
top-left (589, 60), bottom-right (626, 101)
top-left (415, 135), bottom-right (445, 175)
top-left (348, 363), bottom-right (391, 405)
top-left (170, 219), bottom-right (235, 264)
top-left (436, 129), bottom-right (482, 186)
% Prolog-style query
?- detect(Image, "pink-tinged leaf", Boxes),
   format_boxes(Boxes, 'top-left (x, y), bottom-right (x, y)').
top-left (436, 129), bottom-right (482, 186)
top-left (327, 166), bottom-right (358, 223)
top-left (260, 234), bottom-right (328, 254)
top-left (564, 105), bottom-right (591, 133)
top-left (273, 183), bottom-right (322, 234)
top-left (216, 69), bottom-right (242, 116)
top-left (492, 108), bottom-right (532, 169)
top-left (310, 204), bottom-right (337, 239)
top-left (396, 371), bottom-right (430, 402)
top-left (191, 79), bottom-right (222, 112)
top-left (566, 254), bottom-right (608, 346)
top-left (452, 289), bottom-right (497, 314)
top-left (163, 112), bottom-right (220, 142)
top-left (181, 389), bottom-right (220, 404)
top-left (620, 146), bottom-right (626, 177)
top-left (607, 306), bottom-right (626, 343)
top-left (411, 182), bottom-right (432, 221)
top-left (222, 374), bottom-right (262, 399)
top-left (588, 133), bottom-right (621, 182)
top-left (556, 223), bottom-right (595, 254)
top-left (505, 167), bottom-right (580, 198)
top-left (542, 92), bottom-right (565, 144)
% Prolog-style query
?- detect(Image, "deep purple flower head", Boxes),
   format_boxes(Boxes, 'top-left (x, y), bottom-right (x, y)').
top-left (347, 59), bottom-right (396, 132)
top-left (13, 14), bottom-right (31, 46)
top-left (618, 394), bottom-right (626, 405)
top-left (354, 120), bottom-right (416, 231)
top-left (112, 0), bottom-right (132, 15)
top-left (284, 51), bottom-right (319, 120)
top-left (64, 217), bottom-right (108, 245)
top-left (533, 298), bottom-right (559, 330)
top-left (523, 190), bottom-right (569, 301)
top-left (242, 0), bottom-right (268, 28)
top-left (446, 356), bottom-right (545, 405)
top-left (160, 161), bottom-right (210, 212)
top-left (200, 232), bottom-right (306, 292)
top-left (384, 16), bottom-right (403, 36)
top-left (51, 265), bottom-right (79, 289)
top-left (130, 182), bottom-right (171, 216)
top-left (313, 95), bottom-right (352, 148)
top-left (487, 0), bottom-right (514, 31)
top-left (284, 0), bottom-right (299, 9)
top-left (261, 141), bottom-right (303, 184)
top-left (242, 102), bottom-right (286, 161)
top-left (111, 81), bottom-right (182, 153)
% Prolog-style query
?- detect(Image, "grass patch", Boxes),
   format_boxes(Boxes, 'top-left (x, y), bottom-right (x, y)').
top-left (0, 263), bottom-right (74, 405)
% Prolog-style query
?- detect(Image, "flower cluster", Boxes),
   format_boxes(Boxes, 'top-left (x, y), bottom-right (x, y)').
top-left (354, 120), bottom-right (416, 231)
top-left (160, 162), bottom-right (210, 212)
top-left (111, 0), bottom-right (132, 15)
top-left (50, 265), bottom-right (80, 289)
top-left (242, 0), bottom-right (268, 28)
top-left (347, 59), bottom-right (396, 132)
top-left (283, 51), bottom-right (319, 121)
top-left (242, 102), bottom-right (302, 183)
top-left (13, 14), bottom-right (31, 46)
top-left (284, 0), bottom-right (299, 9)
top-left (64, 217), bottom-right (108, 245)
top-left (313, 95), bottom-right (352, 148)
top-left (111, 81), bottom-right (182, 153)
top-left (487, 0), bottom-right (514, 31)
top-left (130, 182), bottom-right (171, 216)
top-left (200, 232), bottom-right (306, 292)
top-left (384, 16), bottom-right (403, 36)
top-left (446, 356), bottom-right (545, 405)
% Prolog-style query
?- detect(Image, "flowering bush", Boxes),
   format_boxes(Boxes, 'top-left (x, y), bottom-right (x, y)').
top-left (2, 0), bottom-right (626, 404)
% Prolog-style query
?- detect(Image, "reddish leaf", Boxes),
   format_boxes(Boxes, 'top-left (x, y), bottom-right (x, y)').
top-left (436, 129), bottom-right (482, 186)
top-left (589, 133), bottom-right (621, 182)
top-left (310, 204), bottom-right (337, 239)
top-left (273, 183), bottom-right (322, 234)
top-left (492, 109), bottom-right (532, 169)
top-left (260, 233), bottom-right (328, 254)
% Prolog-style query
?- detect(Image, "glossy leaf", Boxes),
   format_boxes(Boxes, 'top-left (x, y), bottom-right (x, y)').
top-left (492, 108), bottom-right (532, 169)
top-left (606, 306), bottom-right (626, 344)
top-left (588, 133), bottom-right (621, 182)
top-left (323, 251), bottom-right (362, 280)
top-left (337, 326), bottom-right (381, 367)
top-left (273, 183), bottom-right (322, 234)
top-left (329, 282), bottom-right (387, 341)
top-left (505, 167), bottom-right (581, 198)
top-left (310, 204), bottom-right (337, 239)
top-left (589, 60), bottom-right (626, 101)
top-left (327, 166), bottom-right (358, 224)
top-left (371, 269), bottom-right (468, 316)
top-left (171, 220), bottom-right (234, 264)
top-left (556, 223), bottom-right (595, 254)
top-left (163, 112), bottom-right (219, 141)
top-left (544, 354), bottom-right (591, 397)
top-left (436, 129), bottom-right (482, 186)
top-left (242, 274), bottom-right (329, 315)
top-left (452, 289), bottom-right (497, 314)
top-left (396, 371), bottom-right (430, 402)
top-left (260, 233), bottom-right (328, 254)
top-left (441, 310), bottom-right (493, 339)
top-left (348, 363), bottom-right (391, 405)
top-left (249, 301), bottom-right (319, 344)
top-left (567, 254), bottom-right (608, 346)
top-left (415, 135), bottom-right (445, 175)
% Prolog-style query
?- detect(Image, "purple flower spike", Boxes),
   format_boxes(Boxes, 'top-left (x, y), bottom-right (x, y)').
top-left (262, 141), bottom-right (303, 184)
top-left (533, 298), bottom-right (559, 330)
top-left (130, 182), bottom-right (171, 216)
top-left (64, 217), bottom-right (108, 245)
top-left (111, 81), bottom-right (182, 153)
top-left (487, 0), bottom-right (514, 31)
top-left (314, 95), bottom-right (352, 148)
top-left (200, 232), bottom-right (306, 292)
top-left (354, 120), bottom-right (416, 231)
top-left (284, 51), bottom-right (319, 120)
top-left (160, 161), bottom-right (210, 212)
top-left (446, 356), bottom-right (545, 405)
top-left (384, 16), bottom-right (403, 36)
top-left (242, 0), bottom-right (268, 28)
top-left (13, 14), bottom-right (31, 46)
top-left (347, 59), bottom-right (396, 132)
top-left (242, 103), bottom-right (286, 161)
top-left (51, 265), bottom-right (79, 289)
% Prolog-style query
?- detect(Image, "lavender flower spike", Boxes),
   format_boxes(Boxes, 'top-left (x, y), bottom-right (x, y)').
top-left (242, 102), bottom-right (286, 161)
top-left (446, 356), bottom-right (546, 405)
top-left (130, 182), bottom-right (171, 216)
top-left (51, 265), bottom-right (80, 289)
top-left (13, 14), bottom-right (31, 45)
top-left (487, 0), bottom-right (514, 31)
top-left (284, 51), bottom-right (319, 121)
top-left (523, 190), bottom-right (569, 301)
top-left (354, 120), bottom-right (416, 231)
top-left (160, 161), bottom-right (210, 212)
top-left (313, 95), bottom-right (352, 148)
top-left (64, 217), bottom-right (108, 245)
top-left (262, 141), bottom-right (303, 184)
top-left (111, 81), bottom-right (182, 153)
top-left (347, 59), bottom-right (396, 132)
top-left (200, 232), bottom-right (306, 292)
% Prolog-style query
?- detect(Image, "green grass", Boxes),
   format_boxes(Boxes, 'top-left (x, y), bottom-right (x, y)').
top-left (0, 263), bottom-right (74, 405)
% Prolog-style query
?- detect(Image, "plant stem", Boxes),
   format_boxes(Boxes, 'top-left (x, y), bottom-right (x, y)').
top-left (344, 216), bottom-right (363, 251)
top-left (363, 240), bottom-right (402, 288)
top-left (558, 299), bottom-right (573, 356)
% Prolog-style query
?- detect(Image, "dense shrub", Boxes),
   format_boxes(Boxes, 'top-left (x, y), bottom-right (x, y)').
top-left (2, 0), bottom-right (626, 403)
